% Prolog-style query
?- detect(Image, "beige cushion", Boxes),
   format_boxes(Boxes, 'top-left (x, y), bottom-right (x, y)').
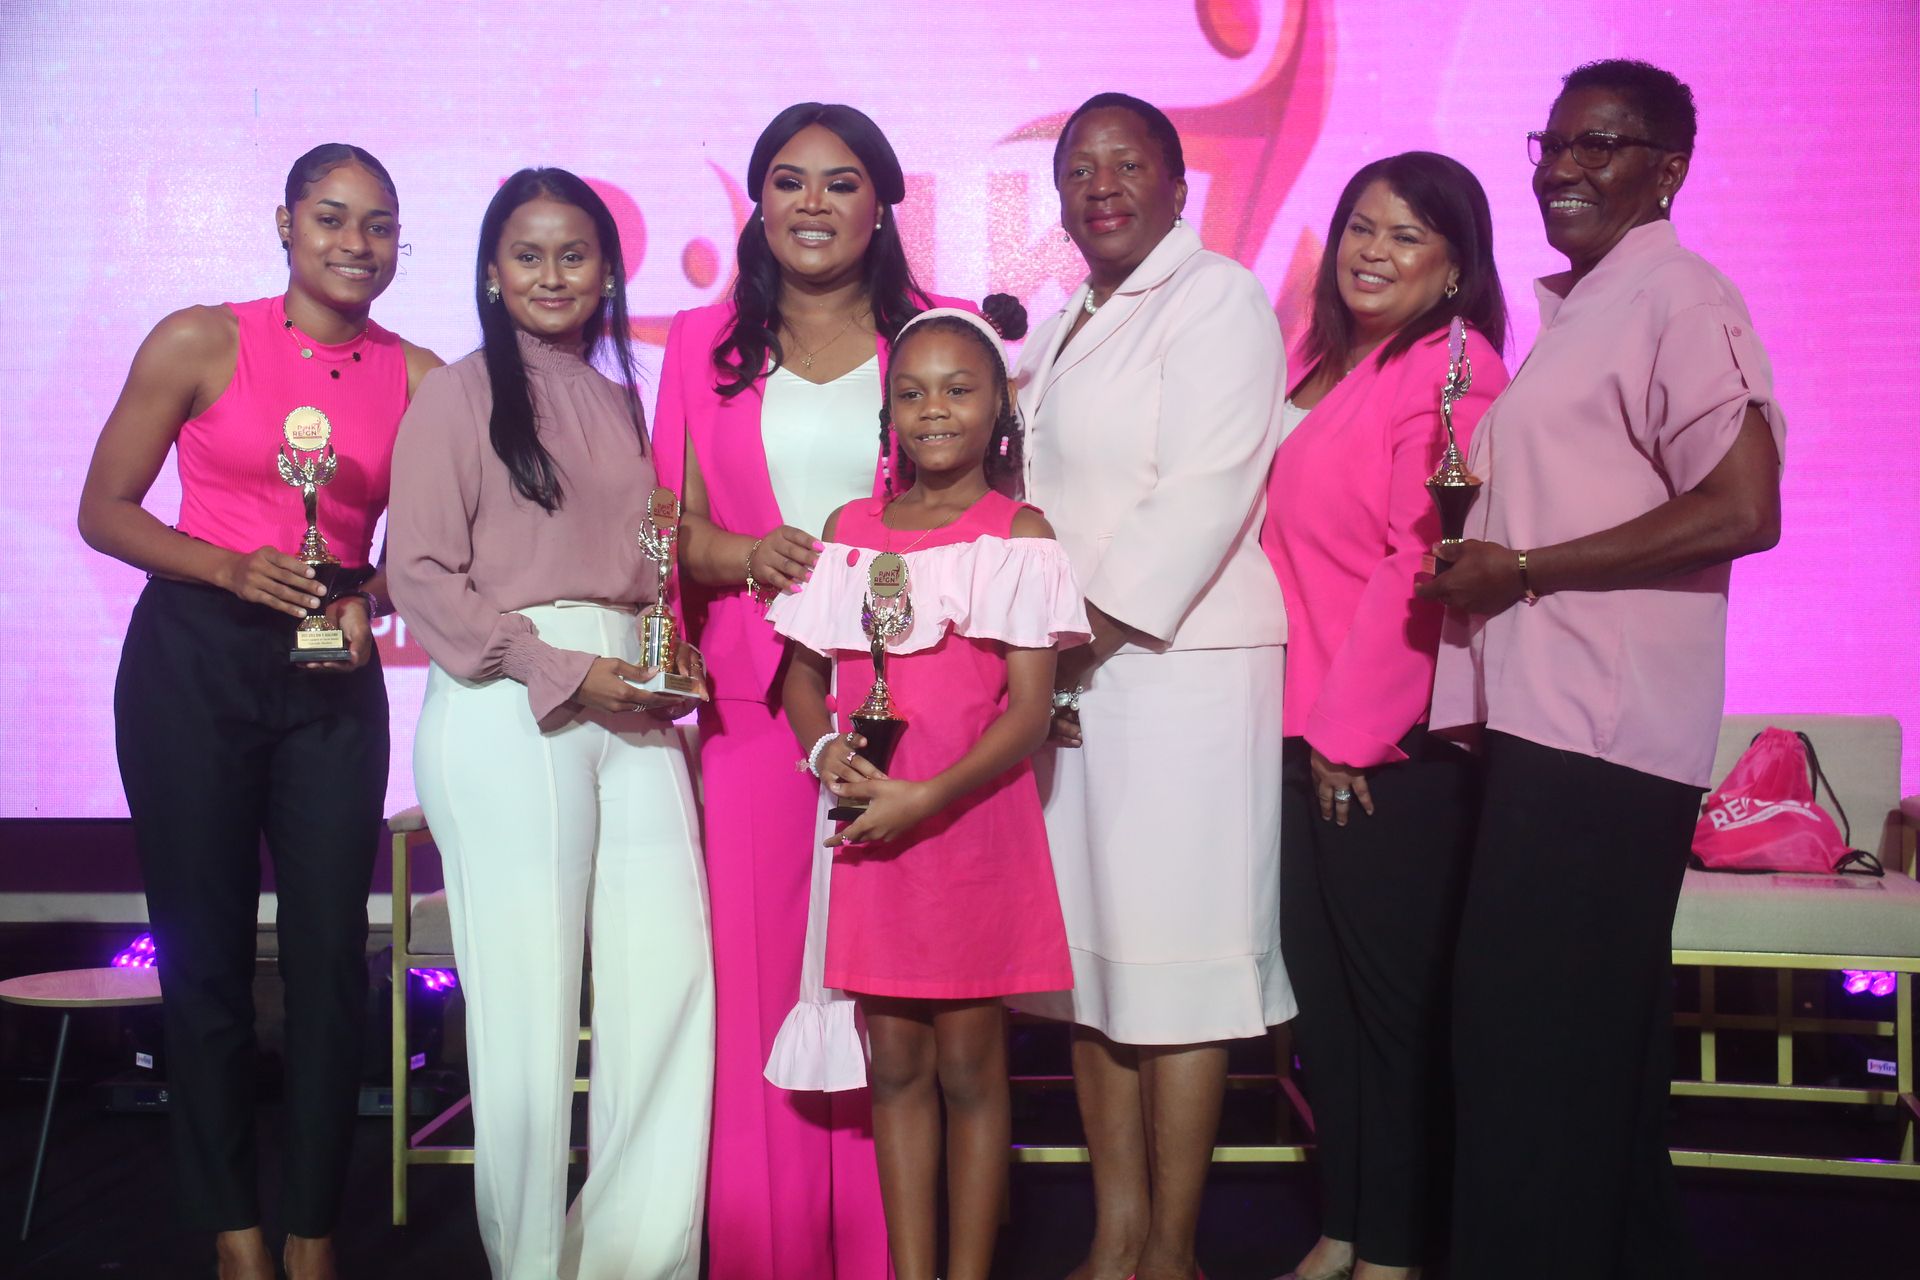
top-left (1673, 867), bottom-right (1920, 959)
top-left (1676, 714), bottom-right (1916, 961)
top-left (407, 891), bottom-right (454, 958)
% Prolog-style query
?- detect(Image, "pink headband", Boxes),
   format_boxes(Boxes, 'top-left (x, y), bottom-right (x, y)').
top-left (895, 307), bottom-right (1010, 373)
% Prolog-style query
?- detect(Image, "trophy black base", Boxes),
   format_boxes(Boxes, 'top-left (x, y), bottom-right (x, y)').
top-left (1423, 537), bottom-right (1464, 577)
top-left (290, 644), bottom-right (352, 664)
top-left (827, 714), bottom-right (907, 823)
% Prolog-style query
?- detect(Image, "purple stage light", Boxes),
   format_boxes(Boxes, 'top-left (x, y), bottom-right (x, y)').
top-left (112, 933), bottom-right (157, 969)
top-left (1841, 969), bottom-right (1896, 997)
top-left (410, 968), bottom-right (458, 993)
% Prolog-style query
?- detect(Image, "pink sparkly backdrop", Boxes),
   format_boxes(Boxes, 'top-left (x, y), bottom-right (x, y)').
top-left (3, 0), bottom-right (1916, 817)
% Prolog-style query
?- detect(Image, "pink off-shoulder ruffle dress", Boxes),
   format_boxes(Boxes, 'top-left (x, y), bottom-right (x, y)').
top-left (771, 489), bottom-right (1086, 1005)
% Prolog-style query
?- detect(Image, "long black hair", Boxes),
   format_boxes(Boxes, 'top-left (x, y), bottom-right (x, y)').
top-left (712, 102), bottom-right (930, 398)
top-left (881, 296), bottom-right (1029, 496)
top-left (474, 168), bottom-right (645, 513)
top-left (1302, 151), bottom-right (1508, 376)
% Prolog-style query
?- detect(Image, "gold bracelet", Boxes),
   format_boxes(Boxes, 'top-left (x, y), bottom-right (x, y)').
top-left (1516, 549), bottom-right (1539, 605)
top-left (744, 537), bottom-right (769, 607)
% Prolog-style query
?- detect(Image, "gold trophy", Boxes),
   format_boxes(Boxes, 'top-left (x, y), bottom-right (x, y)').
top-left (630, 486), bottom-right (705, 698)
top-left (1424, 317), bottom-right (1481, 574)
top-left (827, 551), bottom-right (913, 823)
top-left (277, 407), bottom-right (350, 663)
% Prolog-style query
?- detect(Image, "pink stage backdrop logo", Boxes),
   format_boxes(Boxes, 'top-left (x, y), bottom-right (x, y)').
top-left (3, 0), bottom-right (1916, 816)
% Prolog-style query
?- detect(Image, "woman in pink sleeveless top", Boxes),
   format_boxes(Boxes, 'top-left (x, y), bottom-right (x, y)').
top-left (77, 145), bottom-right (438, 1280)
top-left (650, 101), bottom-right (978, 1280)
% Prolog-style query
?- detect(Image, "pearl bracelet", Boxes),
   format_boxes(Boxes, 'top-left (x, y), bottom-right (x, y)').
top-left (1052, 686), bottom-right (1084, 712)
top-left (805, 730), bottom-right (840, 778)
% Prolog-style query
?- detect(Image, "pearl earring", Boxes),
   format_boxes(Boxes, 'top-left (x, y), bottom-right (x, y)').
top-left (1659, 194), bottom-right (1671, 210)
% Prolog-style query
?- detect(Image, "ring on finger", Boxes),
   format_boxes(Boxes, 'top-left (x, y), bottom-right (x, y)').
top-left (1332, 787), bottom-right (1355, 802)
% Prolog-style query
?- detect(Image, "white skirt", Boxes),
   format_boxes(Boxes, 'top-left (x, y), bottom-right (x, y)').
top-left (1012, 645), bottom-right (1292, 1044)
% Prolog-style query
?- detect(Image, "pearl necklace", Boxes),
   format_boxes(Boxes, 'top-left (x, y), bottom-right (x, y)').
top-left (1082, 290), bottom-right (1099, 317)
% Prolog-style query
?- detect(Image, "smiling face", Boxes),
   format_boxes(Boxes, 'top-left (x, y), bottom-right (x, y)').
top-left (1534, 85), bottom-right (1689, 275)
top-left (486, 196), bottom-right (607, 348)
top-left (1056, 107), bottom-right (1188, 287)
top-left (888, 326), bottom-right (1001, 481)
top-left (1335, 179), bottom-right (1458, 343)
top-left (760, 123), bottom-right (881, 290)
top-left (277, 161), bottom-right (399, 314)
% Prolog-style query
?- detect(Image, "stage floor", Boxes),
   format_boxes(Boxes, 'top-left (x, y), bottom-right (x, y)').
top-left (1, 1082), bottom-right (1914, 1279)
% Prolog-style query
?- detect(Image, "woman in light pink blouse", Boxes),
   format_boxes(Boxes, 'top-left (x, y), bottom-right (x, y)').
top-left (1264, 152), bottom-right (1508, 1280)
top-left (1419, 61), bottom-right (1784, 1280)
top-left (388, 168), bottom-right (711, 1280)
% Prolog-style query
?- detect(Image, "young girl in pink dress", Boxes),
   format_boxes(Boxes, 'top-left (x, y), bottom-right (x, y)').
top-left (769, 308), bottom-right (1085, 1280)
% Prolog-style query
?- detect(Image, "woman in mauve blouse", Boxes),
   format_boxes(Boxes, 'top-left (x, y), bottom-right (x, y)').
top-left (388, 169), bottom-right (710, 1280)
top-left (1263, 152), bottom-right (1508, 1280)
top-left (1420, 61), bottom-right (1784, 1280)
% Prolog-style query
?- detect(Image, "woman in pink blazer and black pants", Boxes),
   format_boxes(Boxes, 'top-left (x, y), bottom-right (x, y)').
top-left (1012, 93), bottom-right (1291, 1280)
top-left (650, 101), bottom-right (974, 1280)
top-left (1263, 153), bottom-right (1509, 1280)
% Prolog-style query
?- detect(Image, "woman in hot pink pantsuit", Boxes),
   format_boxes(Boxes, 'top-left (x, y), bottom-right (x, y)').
top-left (651, 101), bottom-right (972, 1280)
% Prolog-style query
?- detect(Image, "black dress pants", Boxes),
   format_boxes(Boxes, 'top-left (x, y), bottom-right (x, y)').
top-left (1449, 731), bottom-right (1702, 1279)
top-left (1279, 729), bottom-right (1478, 1266)
top-left (113, 578), bottom-right (388, 1235)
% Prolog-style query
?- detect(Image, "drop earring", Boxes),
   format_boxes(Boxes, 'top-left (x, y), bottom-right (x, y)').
top-left (485, 280), bottom-right (501, 303)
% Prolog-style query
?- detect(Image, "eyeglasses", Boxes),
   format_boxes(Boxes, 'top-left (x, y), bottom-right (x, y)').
top-left (1527, 130), bottom-right (1669, 169)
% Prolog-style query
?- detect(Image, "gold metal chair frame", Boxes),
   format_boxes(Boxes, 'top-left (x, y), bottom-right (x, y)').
top-left (389, 818), bottom-right (590, 1226)
top-left (1667, 806), bottom-right (1918, 1181)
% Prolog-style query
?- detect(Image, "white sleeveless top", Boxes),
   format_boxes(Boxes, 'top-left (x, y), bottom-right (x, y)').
top-left (761, 356), bottom-right (882, 538)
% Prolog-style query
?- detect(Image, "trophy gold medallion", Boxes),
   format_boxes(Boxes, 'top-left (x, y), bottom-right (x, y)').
top-left (277, 406), bottom-right (351, 663)
top-left (1423, 317), bottom-right (1482, 575)
top-left (629, 486), bottom-right (706, 699)
top-left (827, 551), bottom-right (912, 823)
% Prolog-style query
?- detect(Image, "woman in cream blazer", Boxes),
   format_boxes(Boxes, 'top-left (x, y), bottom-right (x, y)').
top-left (1012, 92), bottom-right (1291, 1280)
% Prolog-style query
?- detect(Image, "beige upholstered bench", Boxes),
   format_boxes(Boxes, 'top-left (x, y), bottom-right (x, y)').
top-left (1670, 714), bottom-right (1919, 1180)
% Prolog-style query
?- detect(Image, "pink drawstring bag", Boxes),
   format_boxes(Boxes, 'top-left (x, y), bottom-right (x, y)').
top-left (1691, 727), bottom-right (1883, 875)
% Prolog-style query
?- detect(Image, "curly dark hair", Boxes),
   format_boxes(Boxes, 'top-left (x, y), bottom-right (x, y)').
top-left (879, 298), bottom-right (1027, 496)
top-left (1558, 58), bottom-right (1698, 154)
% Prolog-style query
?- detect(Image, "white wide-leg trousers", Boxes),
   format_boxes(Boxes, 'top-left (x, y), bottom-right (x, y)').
top-left (414, 603), bottom-right (713, 1280)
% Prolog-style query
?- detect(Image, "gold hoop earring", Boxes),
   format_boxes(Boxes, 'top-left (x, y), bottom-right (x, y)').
top-left (1444, 280), bottom-right (1459, 299)
top-left (485, 280), bottom-right (501, 303)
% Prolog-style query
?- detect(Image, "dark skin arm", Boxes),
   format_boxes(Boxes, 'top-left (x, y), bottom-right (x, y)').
top-left (1417, 403), bottom-right (1780, 615)
top-left (1047, 602), bottom-right (1153, 747)
top-left (78, 310), bottom-right (443, 672)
